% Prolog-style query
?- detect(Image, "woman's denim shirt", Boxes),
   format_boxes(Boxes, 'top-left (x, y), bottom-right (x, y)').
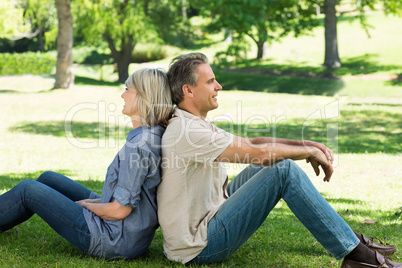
top-left (84, 125), bottom-right (164, 259)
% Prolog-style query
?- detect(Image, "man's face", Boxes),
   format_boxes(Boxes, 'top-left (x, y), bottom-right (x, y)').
top-left (189, 63), bottom-right (222, 117)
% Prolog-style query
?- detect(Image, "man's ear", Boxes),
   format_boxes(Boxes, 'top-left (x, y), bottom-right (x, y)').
top-left (182, 84), bottom-right (194, 98)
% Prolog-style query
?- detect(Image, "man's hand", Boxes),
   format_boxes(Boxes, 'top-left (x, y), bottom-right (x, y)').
top-left (304, 140), bottom-right (334, 164)
top-left (306, 148), bottom-right (333, 182)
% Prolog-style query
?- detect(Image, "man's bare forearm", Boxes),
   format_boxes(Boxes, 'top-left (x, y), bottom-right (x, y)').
top-left (248, 137), bottom-right (306, 146)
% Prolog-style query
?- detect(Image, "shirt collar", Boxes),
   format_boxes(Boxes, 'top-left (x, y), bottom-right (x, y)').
top-left (126, 126), bottom-right (144, 141)
top-left (173, 107), bottom-right (204, 122)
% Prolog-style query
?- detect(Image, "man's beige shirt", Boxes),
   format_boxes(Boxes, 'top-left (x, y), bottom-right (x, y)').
top-left (157, 108), bottom-right (234, 264)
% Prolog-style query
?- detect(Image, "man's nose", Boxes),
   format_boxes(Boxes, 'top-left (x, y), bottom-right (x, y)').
top-left (215, 81), bottom-right (222, 90)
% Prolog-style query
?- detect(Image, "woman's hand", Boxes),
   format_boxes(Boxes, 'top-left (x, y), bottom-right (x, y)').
top-left (76, 200), bottom-right (132, 220)
top-left (76, 198), bottom-right (101, 204)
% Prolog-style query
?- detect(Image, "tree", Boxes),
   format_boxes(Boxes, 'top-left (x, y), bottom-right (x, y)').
top-left (0, 0), bottom-right (30, 39)
top-left (320, 0), bottom-right (402, 68)
top-left (323, 0), bottom-right (340, 68)
top-left (74, 0), bottom-right (191, 82)
top-left (194, 0), bottom-right (319, 60)
top-left (75, 0), bottom-right (153, 83)
top-left (54, 0), bottom-right (74, 89)
top-left (24, 0), bottom-right (57, 51)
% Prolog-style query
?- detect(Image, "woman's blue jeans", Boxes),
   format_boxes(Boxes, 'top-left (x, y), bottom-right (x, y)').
top-left (191, 159), bottom-right (360, 264)
top-left (0, 171), bottom-right (92, 253)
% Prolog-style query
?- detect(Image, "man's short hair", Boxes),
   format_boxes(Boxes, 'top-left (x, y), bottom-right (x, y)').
top-left (167, 52), bottom-right (208, 105)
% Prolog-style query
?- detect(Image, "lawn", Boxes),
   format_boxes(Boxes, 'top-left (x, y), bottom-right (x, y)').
top-left (0, 12), bottom-right (401, 268)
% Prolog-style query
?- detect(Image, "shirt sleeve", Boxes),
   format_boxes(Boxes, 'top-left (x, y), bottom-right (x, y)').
top-left (175, 121), bottom-right (234, 165)
top-left (113, 145), bottom-right (156, 208)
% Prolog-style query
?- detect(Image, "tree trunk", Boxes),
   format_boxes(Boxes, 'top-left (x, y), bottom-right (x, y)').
top-left (116, 56), bottom-right (131, 84)
top-left (182, 0), bottom-right (187, 19)
top-left (54, 0), bottom-right (74, 89)
top-left (38, 29), bottom-right (45, 52)
top-left (256, 42), bottom-right (264, 59)
top-left (106, 34), bottom-right (134, 83)
top-left (255, 27), bottom-right (268, 60)
top-left (323, 0), bottom-right (341, 68)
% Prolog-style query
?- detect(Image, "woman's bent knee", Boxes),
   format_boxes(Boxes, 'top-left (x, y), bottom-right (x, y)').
top-left (14, 180), bottom-right (40, 196)
top-left (36, 171), bottom-right (58, 183)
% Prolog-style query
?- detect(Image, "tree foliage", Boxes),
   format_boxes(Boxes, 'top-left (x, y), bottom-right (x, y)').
top-left (319, 0), bottom-right (402, 68)
top-left (194, 0), bottom-right (319, 60)
top-left (74, 0), bottom-right (187, 82)
top-left (24, 0), bottom-right (57, 51)
top-left (74, 0), bottom-right (152, 83)
top-left (0, 0), bottom-right (30, 39)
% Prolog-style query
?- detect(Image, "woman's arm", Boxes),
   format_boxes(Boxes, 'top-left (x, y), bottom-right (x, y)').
top-left (78, 198), bottom-right (101, 203)
top-left (76, 200), bottom-right (132, 220)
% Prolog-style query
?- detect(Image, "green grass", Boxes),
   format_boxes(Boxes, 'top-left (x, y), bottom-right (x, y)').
top-left (0, 74), bottom-right (401, 267)
top-left (0, 11), bottom-right (401, 268)
top-left (213, 12), bottom-right (402, 98)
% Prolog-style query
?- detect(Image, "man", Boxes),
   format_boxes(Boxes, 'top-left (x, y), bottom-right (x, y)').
top-left (157, 52), bottom-right (399, 267)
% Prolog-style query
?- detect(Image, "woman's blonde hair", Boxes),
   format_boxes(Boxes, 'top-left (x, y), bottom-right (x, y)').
top-left (125, 68), bottom-right (173, 127)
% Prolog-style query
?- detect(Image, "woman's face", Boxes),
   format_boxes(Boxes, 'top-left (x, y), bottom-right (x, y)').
top-left (121, 87), bottom-right (139, 117)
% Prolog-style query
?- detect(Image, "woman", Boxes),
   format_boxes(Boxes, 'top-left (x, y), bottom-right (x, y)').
top-left (0, 68), bottom-right (173, 259)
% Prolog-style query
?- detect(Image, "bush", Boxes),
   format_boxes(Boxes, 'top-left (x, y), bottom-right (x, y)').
top-left (131, 44), bottom-right (167, 63)
top-left (73, 47), bottom-right (112, 64)
top-left (0, 52), bottom-right (56, 75)
top-left (214, 38), bottom-right (251, 67)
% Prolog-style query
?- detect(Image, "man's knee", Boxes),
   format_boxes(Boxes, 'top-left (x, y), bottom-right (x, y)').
top-left (273, 159), bottom-right (296, 171)
top-left (272, 159), bottom-right (303, 183)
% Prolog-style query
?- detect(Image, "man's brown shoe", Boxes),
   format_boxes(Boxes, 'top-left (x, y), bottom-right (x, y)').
top-left (359, 233), bottom-right (397, 256)
top-left (341, 251), bottom-right (402, 268)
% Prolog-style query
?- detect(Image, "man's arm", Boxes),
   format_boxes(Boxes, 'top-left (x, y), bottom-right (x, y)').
top-left (75, 200), bottom-right (132, 220)
top-left (244, 136), bottom-right (334, 164)
top-left (216, 136), bottom-right (333, 182)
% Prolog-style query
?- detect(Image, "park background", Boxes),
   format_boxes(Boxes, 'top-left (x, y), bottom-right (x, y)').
top-left (0, 0), bottom-right (401, 267)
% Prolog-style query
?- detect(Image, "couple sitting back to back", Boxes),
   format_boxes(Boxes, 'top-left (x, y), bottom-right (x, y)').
top-left (0, 53), bottom-right (399, 268)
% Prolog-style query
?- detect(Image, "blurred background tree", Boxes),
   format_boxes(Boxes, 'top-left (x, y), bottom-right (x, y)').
top-left (0, 0), bottom-right (30, 39)
top-left (194, 0), bottom-right (319, 60)
top-left (54, 0), bottom-right (73, 89)
top-left (73, 0), bottom-right (193, 83)
top-left (1, 0), bottom-right (401, 81)
top-left (24, 0), bottom-right (57, 52)
top-left (318, 0), bottom-right (402, 68)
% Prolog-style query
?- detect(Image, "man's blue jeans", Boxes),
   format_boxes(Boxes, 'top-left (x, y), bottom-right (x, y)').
top-left (0, 171), bottom-right (92, 253)
top-left (191, 159), bottom-right (360, 264)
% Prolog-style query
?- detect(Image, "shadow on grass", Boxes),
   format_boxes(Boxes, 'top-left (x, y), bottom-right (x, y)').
top-left (218, 54), bottom-right (402, 94)
top-left (9, 121), bottom-right (132, 140)
top-left (386, 74), bottom-right (402, 86)
top-left (214, 69), bottom-right (345, 96)
top-left (8, 107), bottom-right (401, 154)
top-left (0, 171), bottom-right (104, 195)
top-left (214, 108), bottom-right (401, 154)
top-left (1, 170), bottom-right (400, 266)
top-left (335, 54), bottom-right (402, 76)
top-left (0, 89), bottom-right (24, 94)
top-left (75, 75), bottom-right (120, 87)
